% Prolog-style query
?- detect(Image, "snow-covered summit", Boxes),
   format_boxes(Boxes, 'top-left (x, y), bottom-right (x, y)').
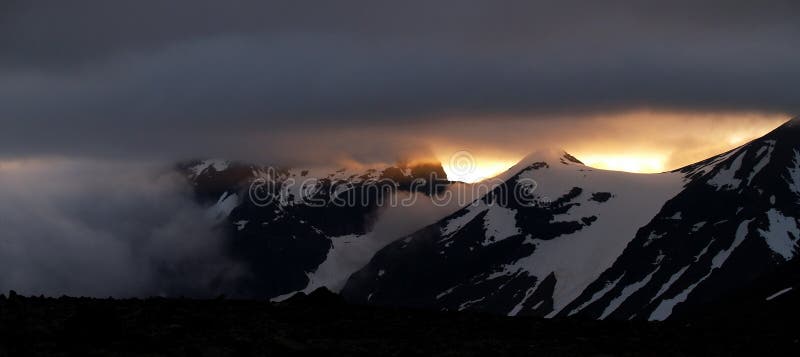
top-left (342, 145), bottom-right (686, 316)
top-left (343, 117), bottom-right (800, 321)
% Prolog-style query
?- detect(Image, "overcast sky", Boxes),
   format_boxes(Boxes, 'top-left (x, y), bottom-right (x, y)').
top-left (0, 0), bottom-right (798, 298)
top-left (1, 0), bottom-right (798, 165)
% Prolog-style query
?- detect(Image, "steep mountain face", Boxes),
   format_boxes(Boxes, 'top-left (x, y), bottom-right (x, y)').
top-left (342, 118), bottom-right (800, 320)
top-left (341, 150), bottom-right (686, 316)
top-left (180, 160), bottom-right (452, 298)
top-left (560, 118), bottom-right (800, 320)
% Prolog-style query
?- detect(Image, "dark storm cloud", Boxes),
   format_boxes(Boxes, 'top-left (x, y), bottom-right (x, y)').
top-left (0, 0), bottom-right (798, 161)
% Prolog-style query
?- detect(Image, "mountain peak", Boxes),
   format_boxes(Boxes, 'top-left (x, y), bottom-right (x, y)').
top-left (518, 148), bottom-right (582, 165)
top-left (491, 148), bottom-right (584, 182)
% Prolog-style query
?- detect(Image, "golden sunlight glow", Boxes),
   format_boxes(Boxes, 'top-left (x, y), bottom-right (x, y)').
top-left (429, 110), bottom-right (788, 180)
top-left (440, 155), bottom-right (517, 183)
top-left (576, 154), bottom-right (668, 173)
top-left (0, 160), bottom-right (27, 171)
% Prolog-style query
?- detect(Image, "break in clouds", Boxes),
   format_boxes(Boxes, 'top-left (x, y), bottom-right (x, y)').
top-left (0, 0), bottom-right (798, 164)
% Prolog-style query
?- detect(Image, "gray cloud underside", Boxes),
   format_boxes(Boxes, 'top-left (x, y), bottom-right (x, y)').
top-left (1, 0), bottom-right (798, 161)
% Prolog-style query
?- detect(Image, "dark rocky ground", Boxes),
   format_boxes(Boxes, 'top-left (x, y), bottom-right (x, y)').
top-left (0, 288), bottom-right (797, 357)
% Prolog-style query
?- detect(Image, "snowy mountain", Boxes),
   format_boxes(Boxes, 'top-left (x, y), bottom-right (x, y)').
top-left (180, 160), bottom-right (459, 298)
top-left (559, 117), bottom-right (800, 320)
top-left (341, 117), bottom-right (800, 320)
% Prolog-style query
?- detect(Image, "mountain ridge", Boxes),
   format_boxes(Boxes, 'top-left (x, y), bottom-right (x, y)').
top-left (178, 160), bottom-right (457, 298)
top-left (180, 118), bottom-right (799, 321)
top-left (341, 117), bottom-right (800, 320)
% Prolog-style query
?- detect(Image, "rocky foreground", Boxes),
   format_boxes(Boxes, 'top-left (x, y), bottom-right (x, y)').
top-left (0, 288), bottom-right (797, 356)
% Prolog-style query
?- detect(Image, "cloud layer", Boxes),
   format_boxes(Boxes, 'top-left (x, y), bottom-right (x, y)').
top-left (0, 0), bottom-right (798, 163)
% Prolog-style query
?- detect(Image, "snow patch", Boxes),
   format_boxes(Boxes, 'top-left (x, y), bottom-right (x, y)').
top-left (233, 220), bottom-right (248, 231)
top-left (649, 219), bottom-right (752, 321)
top-left (643, 231), bottom-right (665, 247)
top-left (758, 209), bottom-right (799, 260)
top-left (303, 234), bottom-right (363, 293)
top-left (482, 205), bottom-right (521, 245)
top-left (600, 268), bottom-right (659, 320)
top-left (532, 300), bottom-right (544, 310)
top-left (441, 206), bottom-right (485, 237)
top-left (694, 240), bottom-right (714, 261)
top-left (269, 290), bottom-right (297, 302)
top-left (650, 265), bottom-right (690, 304)
top-left (747, 141), bottom-right (775, 185)
top-left (207, 192), bottom-right (238, 220)
top-left (707, 150), bottom-right (746, 190)
top-left (568, 274), bottom-right (625, 316)
top-left (436, 286), bottom-right (457, 300)
top-left (189, 159), bottom-right (230, 178)
top-left (305, 191), bottom-right (465, 294)
top-left (459, 297), bottom-right (486, 311)
top-left (681, 147), bottom-right (743, 182)
top-left (766, 287), bottom-right (793, 301)
top-left (691, 222), bottom-right (707, 232)
top-left (508, 282), bottom-right (539, 316)
top-left (788, 149), bottom-right (800, 195)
